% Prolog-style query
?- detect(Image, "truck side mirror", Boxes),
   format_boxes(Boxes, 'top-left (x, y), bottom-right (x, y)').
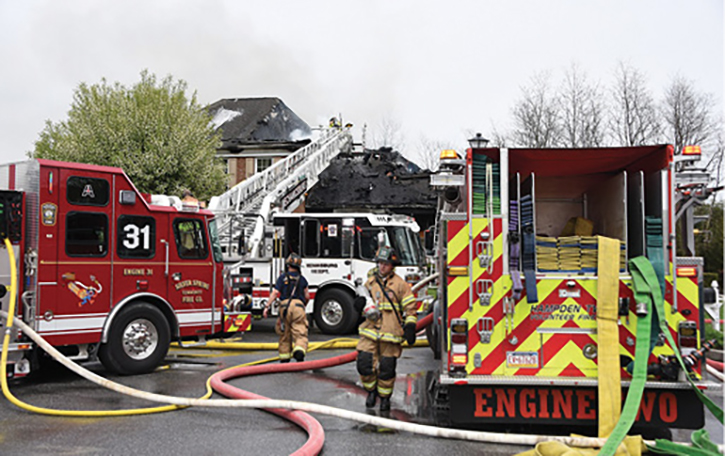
top-left (424, 229), bottom-right (435, 254)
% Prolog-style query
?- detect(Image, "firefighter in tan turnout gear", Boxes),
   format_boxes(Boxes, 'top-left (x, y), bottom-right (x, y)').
top-left (263, 254), bottom-right (310, 363)
top-left (356, 246), bottom-right (417, 411)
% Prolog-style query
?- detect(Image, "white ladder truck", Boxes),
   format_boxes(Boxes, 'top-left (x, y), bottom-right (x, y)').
top-left (209, 127), bottom-right (354, 262)
top-left (209, 126), bottom-right (429, 335)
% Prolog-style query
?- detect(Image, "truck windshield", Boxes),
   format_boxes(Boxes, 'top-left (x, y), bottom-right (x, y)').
top-left (388, 227), bottom-right (422, 267)
top-left (358, 226), bottom-right (422, 267)
top-left (208, 219), bottom-right (223, 263)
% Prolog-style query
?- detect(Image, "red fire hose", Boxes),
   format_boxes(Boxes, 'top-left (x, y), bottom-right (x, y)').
top-left (706, 358), bottom-right (724, 372)
top-left (210, 312), bottom-right (434, 456)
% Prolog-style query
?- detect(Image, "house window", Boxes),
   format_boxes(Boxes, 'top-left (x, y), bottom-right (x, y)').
top-left (256, 157), bottom-right (272, 173)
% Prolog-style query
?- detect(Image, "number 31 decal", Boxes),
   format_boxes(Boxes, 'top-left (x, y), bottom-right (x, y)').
top-left (123, 224), bottom-right (151, 250)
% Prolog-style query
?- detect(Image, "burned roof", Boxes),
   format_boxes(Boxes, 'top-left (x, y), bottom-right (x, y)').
top-left (306, 147), bottom-right (437, 218)
top-left (207, 97), bottom-right (312, 149)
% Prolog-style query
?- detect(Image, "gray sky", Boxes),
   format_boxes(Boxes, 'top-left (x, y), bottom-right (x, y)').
top-left (1, 0), bottom-right (723, 164)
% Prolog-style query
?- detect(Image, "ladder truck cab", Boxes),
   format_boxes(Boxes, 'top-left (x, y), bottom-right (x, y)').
top-left (228, 212), bottom-right (427, 335)
top-left (428, 144), bottom-right (717, 434)
top-left (0, 159), bottom-right (250, 378)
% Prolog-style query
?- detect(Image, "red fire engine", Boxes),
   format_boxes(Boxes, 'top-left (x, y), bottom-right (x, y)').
top-left (0, 159), bottom-right (250, 377)
top-left (427, 144), bottom-right (718, 435)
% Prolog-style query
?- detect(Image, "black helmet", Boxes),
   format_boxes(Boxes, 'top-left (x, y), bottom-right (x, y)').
top-left (286, 253), bottom-right (302, 269)
top-left (374, 246), bottom-right (400, 266)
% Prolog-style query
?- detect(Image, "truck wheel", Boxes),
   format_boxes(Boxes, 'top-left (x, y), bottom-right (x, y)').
top-left (425, 318), bottom-right (441, 360)
top-left (99, 302), bottom-right (170, 375)
top-left (314, 289), bottom-right (356, 335)
top-left (425, 300), bottom-right (441, 359)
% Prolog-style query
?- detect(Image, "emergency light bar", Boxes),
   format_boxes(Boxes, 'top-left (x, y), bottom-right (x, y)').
top-left (675, 145), bottom-right (702, 165)
top-left (682, 145), bottom-right (701, 156)
top-left (440, 149), bottom-right (460, 160)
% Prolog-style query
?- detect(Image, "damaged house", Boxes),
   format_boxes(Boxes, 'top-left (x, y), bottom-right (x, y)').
top-left (208, 97), bottom-right (312, 188)
top-left (305, 147), bottom-right (438, 230)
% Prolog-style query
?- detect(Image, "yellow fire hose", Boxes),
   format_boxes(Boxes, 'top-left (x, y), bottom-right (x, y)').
top-left (1, 237), bottom-right (204, 416)
top-left (597, 236), bottom-right (623, 439)
top-left (0, 235), bottom-right (424, 416)
top-left (3, 238), bottom-right (720, 452)
top-left (176, 339), bottom-right (429, 351)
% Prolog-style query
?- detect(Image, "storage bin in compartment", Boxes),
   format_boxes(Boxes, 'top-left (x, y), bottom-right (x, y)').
top-left (509, 145), bottom-right (672, 274)
top-left (472, 150), bottom-right (501, 216)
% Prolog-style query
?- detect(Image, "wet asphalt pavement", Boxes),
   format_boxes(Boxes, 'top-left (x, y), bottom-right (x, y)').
top-left (0, 319), bottom-right (721, 456)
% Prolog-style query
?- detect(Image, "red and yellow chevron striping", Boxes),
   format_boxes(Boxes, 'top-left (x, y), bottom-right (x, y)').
top-left (445, 217), bottom-right (699, 380)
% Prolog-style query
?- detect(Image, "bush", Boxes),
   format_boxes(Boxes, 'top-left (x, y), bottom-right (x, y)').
top-left (704, 322), bottom-right (723, 349)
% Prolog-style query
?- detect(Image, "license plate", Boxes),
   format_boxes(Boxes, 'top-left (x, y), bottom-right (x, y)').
top-left (448, 385), bottom-right (703, 429)
top-left (558, 289), bottom-right (581, 298)
top-left (506, 351), bottom-right (539, 368)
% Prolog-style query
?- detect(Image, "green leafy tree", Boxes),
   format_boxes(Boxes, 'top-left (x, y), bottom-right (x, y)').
top-left (32, 70), bottom-right (226, 201)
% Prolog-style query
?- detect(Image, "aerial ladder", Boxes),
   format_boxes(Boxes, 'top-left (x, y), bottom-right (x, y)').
top-left (209, 127), bottom-right (353, 262)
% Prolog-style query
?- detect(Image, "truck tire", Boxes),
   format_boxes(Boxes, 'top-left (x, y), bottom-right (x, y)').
top-left (313, 288), bottom-right (357, 335)
top-left (425, 300), bottom-right (441, 359)
top-left (99, 302), bottom-right (170, 375)
top-left (425, 318), bottom-right (441, 360)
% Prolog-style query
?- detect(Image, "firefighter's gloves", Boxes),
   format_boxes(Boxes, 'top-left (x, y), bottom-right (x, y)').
top-left (404, 322), bottom-right (417, 346)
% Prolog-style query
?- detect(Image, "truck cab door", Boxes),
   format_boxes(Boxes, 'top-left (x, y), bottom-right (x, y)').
top-left (167, 216), bottom-right (216, 338)
top-left (49, 171), bottom-right (113, 344)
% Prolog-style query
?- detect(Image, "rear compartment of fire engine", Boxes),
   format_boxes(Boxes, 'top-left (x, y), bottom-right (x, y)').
top-left (437, 145), bottom-right (714, 434)
top-left (0, 161), bottom-right (35, 378)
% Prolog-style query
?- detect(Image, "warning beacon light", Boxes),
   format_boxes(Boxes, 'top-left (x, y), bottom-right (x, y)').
top-left (682, 145), bottom-right (701, 157)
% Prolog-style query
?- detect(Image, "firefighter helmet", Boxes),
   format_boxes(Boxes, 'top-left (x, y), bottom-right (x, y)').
top-left (374, 246), bottom-right (400, 266)
top-left (286, 253), bottom-right (302, 270)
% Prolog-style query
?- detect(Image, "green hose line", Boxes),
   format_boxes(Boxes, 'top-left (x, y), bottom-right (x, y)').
top-left (3, 250), bottom-right (716, 451)
top-left (597, 256), bottom-right (654, 456)
top-left (648, 429), bottom-right (722, 456)
top-left (632, 256), bottom-right (722, 424)
top-left (625, 256), bottom-right (723, 456)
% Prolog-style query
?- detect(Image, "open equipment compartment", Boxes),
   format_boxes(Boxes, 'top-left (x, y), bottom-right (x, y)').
top-left (507, 145), bottom-right (673, 275)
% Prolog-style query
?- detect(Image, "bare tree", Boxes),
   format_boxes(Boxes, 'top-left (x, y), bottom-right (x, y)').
top-left (511, 72), bottom-right (561, 147)
top-left (662, 75), bottom-right (716, 154)
top-left (413, 137), bottom-right (458, 171)
top-left (609, 62), bottom-right (661, 146)
top-left (706, 119), bottom-right (725, 188)
top-left (370, 115), bottom-right (405, 151)
top-left (485, 123), bottom-right (510, 148)
top-left (558, 64), bottom-right (605, 147)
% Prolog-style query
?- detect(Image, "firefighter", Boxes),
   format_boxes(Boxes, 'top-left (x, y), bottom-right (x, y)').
top-left (263, 254), bottom-right (310, 363)
top-left (356, 246), bottom-right (417, 412)
top-left (181, 189), bottom-right (198, 205)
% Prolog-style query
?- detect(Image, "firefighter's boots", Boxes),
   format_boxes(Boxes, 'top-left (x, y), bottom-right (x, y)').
top-left (379, 396), bottom-right (391, 412)
top-left (365, 389), bottom-right (377, 408)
